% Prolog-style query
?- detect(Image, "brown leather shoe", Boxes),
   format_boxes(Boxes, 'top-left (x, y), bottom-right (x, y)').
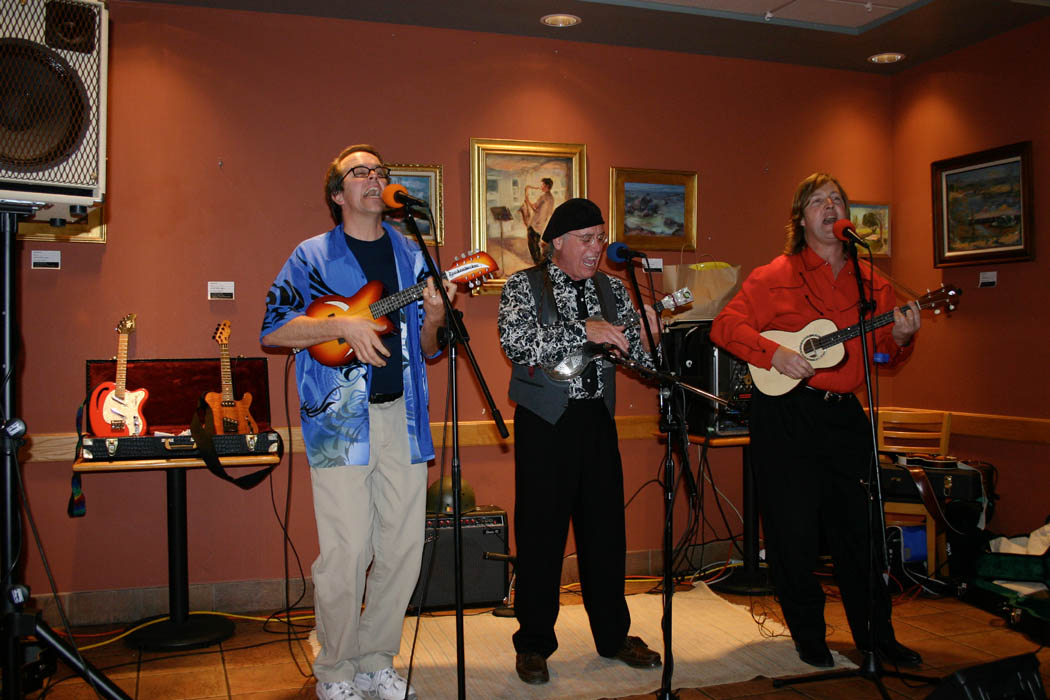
top-left (515, 652), bottom-right (549, 684)
top-left (613, 636), bottom-right (661, 668)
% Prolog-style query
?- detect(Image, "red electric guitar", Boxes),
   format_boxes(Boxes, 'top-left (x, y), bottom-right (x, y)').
top-left (88, 314), bottom-right (149, 436)
top-left (204, 320), bottom-right (259, 435)
top-left (306, 250), bottom-right (497, 367)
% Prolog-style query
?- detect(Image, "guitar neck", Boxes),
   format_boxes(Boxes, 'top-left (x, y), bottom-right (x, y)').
top-left (219, 343), bottom-right (235, 403)
top-left (115, 333), bottom-right (129, 399)
top-left (368, 272), bottom-right (452, 320)
top-left (818, 302), bottom-right (917, 350)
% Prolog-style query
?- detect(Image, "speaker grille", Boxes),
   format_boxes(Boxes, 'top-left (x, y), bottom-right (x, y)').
top-left (0, 0), bottom-right (106, 197)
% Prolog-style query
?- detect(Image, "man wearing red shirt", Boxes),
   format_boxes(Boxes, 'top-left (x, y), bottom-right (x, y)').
top-left (711, 173), bottom-right (922, 670)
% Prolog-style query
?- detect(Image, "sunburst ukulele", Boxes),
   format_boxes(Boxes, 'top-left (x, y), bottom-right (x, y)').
top-left (204, 320), bottom-right (259, 434)
top-left (306, 251), bottom-right (497, 367)
top-left (88, 314), bottom-right (149, 436)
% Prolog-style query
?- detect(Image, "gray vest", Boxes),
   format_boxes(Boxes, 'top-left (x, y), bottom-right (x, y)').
top-left (508, 265), bottom-right (618, 425)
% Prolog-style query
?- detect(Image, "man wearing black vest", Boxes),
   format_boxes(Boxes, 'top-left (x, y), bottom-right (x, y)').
top-left (497, 198), bottom-right (661, 685)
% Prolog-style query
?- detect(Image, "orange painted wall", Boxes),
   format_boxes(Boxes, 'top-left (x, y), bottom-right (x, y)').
top-left (14, 2), bottom-right (1046, 595)
top-left (888, 19), bottom-right (1050, 536)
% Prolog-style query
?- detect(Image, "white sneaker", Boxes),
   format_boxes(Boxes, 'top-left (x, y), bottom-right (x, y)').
top-left (353, 667), bottom-right (418, 700)
top-left (316, 680), bottom-right (365, 700)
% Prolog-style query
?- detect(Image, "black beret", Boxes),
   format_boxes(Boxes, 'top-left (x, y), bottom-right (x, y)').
top-left (542, 198), bottom-right (605, 242)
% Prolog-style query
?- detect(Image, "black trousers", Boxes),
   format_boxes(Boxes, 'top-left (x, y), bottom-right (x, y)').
top-left (512, 400), bottom-right (630, 658)
top-left (750, 388), bottom-right (894, 650)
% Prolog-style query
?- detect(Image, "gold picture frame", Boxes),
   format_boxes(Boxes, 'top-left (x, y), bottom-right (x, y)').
top-left (469, 137), bottom-right (586, 294)
top-left (610, 167), bottom-right (696, 252)
top-left (385, 163), bottom-right (444, 247)
top-left (849, 202), bottom-right (891, 257)
top-left (17, 205), bottom-right (106, 243)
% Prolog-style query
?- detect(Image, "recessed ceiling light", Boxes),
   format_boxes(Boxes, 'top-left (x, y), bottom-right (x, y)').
top-left (868, 52), bottom-right (905, 64)
top-left (541, 13), bottom-right (581, 27)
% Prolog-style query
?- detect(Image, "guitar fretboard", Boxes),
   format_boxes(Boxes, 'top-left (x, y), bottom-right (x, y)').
top-left (219, 343), bottom-right (234, 404)
top-left (115, 333), bottom-right (129, 400)
top-left (816, 300), bottom-right (935, 351)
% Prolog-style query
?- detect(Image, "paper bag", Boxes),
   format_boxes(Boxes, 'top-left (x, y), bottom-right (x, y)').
top-left (662, 261), bottom-right (741, 321)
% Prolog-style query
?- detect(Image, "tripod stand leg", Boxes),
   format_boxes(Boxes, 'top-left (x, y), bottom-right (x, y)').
top-left (33, 616), bottom-right (133, 700)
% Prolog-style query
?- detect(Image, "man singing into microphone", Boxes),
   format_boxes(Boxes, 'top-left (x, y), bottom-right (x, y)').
top-left (497, 197), bottom-right (661, 685)
top-left (261, 144), bottom-right (455, 700)
top-left (711, 173), bottom-right (922, 670)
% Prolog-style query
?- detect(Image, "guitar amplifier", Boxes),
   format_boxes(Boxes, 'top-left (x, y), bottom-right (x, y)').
top-left (664, 320), bottom-right (751, 437)
top-left (409, 507), bottom-right (508, 611)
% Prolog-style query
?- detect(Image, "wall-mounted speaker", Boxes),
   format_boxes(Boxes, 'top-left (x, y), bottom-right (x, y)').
top-left (663, 320), bottom-right (752, 437)
top-left (0, 0), bottom-right (108, 219)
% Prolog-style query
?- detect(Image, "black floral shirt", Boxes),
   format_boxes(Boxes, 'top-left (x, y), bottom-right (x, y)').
top-left (497, 263), bottom-right (655, 398)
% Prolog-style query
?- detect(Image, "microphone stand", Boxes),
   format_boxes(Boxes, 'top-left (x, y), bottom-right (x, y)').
top-left (772, 241), bottom-right (935, 696)
top-left (398, 206), bottom-right (509, 700)
top-left (616, 257), bottom-right (716, 700)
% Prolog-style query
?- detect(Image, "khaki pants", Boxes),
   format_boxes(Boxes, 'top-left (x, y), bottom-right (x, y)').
top-left (309, 397), bottom-right (428, 682)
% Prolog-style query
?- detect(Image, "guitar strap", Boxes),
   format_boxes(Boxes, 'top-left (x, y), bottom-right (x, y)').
top-left (524, 262), bottom-right (616, 327)
top-left (898, 462), bottom-right (965, 536)
top-left (190, 396), bottom-right (283, 490)
top-left (68, 400), bottom-right (88, 517)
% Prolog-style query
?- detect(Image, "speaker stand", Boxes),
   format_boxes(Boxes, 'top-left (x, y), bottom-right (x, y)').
top-left (2, 207), bottom-right (132, 700)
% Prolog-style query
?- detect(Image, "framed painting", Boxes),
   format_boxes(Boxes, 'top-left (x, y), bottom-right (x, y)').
top-left (849, 202), bottom-right (891, 257)
top-left (385, 163), bottom-right (444, 247)
top-left (469, 137), bottom-right (586, 293)
top-left (932, 141), bottom-right (1033, 267)
top-left (609, 167), bottom-right (696, 252)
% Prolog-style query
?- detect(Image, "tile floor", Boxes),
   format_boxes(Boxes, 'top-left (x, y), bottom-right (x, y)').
top-left (24, 583), bottom-right (1050, 700)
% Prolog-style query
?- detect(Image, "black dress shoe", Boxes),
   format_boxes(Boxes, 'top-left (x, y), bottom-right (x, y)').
top-left (515, 652), bottom-right (549, 684)
top-left (612, 636), bottom-right (661, 668)
top-left (876, 639), bottom-right (922, 667)
top-left (794, 639), bottom-right (834, 668)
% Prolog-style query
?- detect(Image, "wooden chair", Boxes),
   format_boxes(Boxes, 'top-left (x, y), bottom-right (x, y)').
top-left (877, 409), bottom-right (952, 456)
top-left (877, 410), bottom-right (952, 576)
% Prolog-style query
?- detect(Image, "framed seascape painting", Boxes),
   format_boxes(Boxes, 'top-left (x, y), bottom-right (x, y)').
top-left (932, 141), bottom-right (1033, 268)
top-left (609, 167), bottom-right (696, 252)
top-left (469, 137), bottom-right (586, 293)
top-left (849, 202), bottom-right (891, 257)
top-left (385, 163), bottom-right (444, 247)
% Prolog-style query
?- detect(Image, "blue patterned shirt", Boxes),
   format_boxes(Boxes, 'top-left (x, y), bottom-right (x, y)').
top-left (261, 223), bottom-right (437, 467)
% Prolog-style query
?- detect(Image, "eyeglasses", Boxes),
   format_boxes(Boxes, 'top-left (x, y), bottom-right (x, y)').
top-left (566, 232), bottom-right (608, 246)
top-left (340, 165), bottom-right (391, 183)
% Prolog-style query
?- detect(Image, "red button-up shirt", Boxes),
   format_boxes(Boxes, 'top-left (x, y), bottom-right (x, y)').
top-left (711, 246), bottom-right (913, 395)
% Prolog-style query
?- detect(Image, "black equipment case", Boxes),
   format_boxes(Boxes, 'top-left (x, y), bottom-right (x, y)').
top-left (80, 357), bottom-right (281, 463)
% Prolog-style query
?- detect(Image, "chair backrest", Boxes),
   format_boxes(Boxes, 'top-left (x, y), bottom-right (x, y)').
top-left (877, 410), bottom-right (951, 455)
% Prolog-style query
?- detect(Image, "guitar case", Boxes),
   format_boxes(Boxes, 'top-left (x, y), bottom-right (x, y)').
top-left (963, 547), bottom-right (1050, 645)
top-left (80, 358), bottom-right (282, 470)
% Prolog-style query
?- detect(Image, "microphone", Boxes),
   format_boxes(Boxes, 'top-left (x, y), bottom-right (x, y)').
top-left (607, 242), bottom-right (647, 264)
top-left (832, 219), bottom-right (870, 249)
top-left (381, 183), bottom-right (429, 209)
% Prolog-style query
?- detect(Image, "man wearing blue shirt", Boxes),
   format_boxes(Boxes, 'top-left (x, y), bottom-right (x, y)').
top-left (261, 144), bottom-right (454, 700)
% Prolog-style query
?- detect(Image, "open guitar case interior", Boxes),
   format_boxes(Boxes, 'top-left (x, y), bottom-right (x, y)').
top-left (80, 358), bottom-right (283, 488)
top-left (962, 528), bottom-right (1050, 646)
